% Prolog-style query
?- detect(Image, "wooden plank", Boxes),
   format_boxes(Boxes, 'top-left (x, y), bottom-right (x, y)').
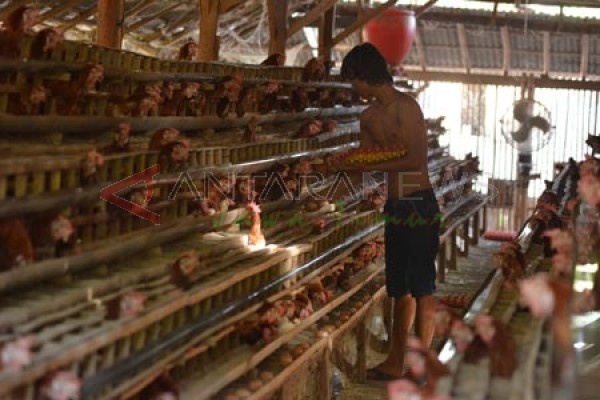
top-left (318, 4), bottom-right (336, 60)
top-left (267, 0), bottom-right (288, 55)
top-left (501, 26), bottom-right (511, 75)
top-left (97, 0), bottom-right (125, 49)
top-left (198, 0), bottom-right (220, 61)
top-left (288, 0), bottom-right (337, 38)
top-left (457, 23), bottom-right (470, 74)
top-left (581, 33), bottom-right (589, 79)
top-left (219, 0), bottom-right (245, 14)
top-left (332, 0), bottom-right (397, 47)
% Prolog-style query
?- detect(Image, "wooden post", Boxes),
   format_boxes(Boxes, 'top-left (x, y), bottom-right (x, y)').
top-left (199, 0), bottom-right (220, 61)
top-left (450, 229), bottom-right (458, 271)
top-left (355, 320), bottom-right (368, 383)
top-left (461, 219), bottom-right (470, 257)
top-left (437, 241), bottom-right (446, 283)
top-left (267, 0), bottom-right (288, 56)
top-left (319, 348), bottom-right (332, 399)
top-left (471, 210), bottom-right (480, 245)
top-left (97, 0), bottom-right (125, 49)
top-left (318, 4), bottom-right (336, 59)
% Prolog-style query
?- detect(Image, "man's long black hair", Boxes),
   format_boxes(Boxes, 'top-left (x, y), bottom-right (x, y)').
top-left (341, 42), bottom-right (392, 85)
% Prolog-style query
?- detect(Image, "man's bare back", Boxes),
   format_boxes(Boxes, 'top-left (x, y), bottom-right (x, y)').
top-left (360, 91), bottom-right (431, 198)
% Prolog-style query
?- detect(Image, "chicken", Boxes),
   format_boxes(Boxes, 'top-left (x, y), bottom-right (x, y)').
top-left (40, 370), bottom-right (81, 400)
top-left (149, 128), bottom-right (181, 151)
top-left (404, 336), bottom-right (450, 395)
top-left (543, 229), bottom-right (574, 276)
top-left (0, 218), bottom-right (34, 271)
top-left (170, 250), bottom-right (200, 290)
top-left (246, 202), bottom-right (265, 247)
top-left (50, 215), bottom-right (77, 258)
top-left (80, 149), bottom-right (105, 186)
top-left (2, 5), bottom-right (39, 33)
top-left (294, 120), bottom-right (323, 138)
top-left (585, 133), bottom-right (600, 154)
top-left (159, 82), bottom-right (201, 116)
top-left (261, 53), bottom-right (286, 66)
top-left (0, 5), bottom-right (39, 58)
top-left (290, 87), bottom-right (310, 112)
top-left (302, 57), bottom-right (327, 82)
top-left (431, 307), bottom-right (460, 338)
top-left (0, 336), bottom-right (33, 371)
top-left (177, 41), bottom-right (198, 61)
top-left (105, 291), bottom-right (146, 320)
top-left (29, 27), bottom-right (63, 59)
top-left (493, 241), bottom-right (526, 286)
top-left (214, 74), bottom-right (244, 118)
top-left (243, 115), bottom-right (260, 143)
top-left (46, 64), bottom-right (105, 115)
top-left (158, 138), bottom-right (191, 173)
top-left (519, 273), bottom-right (573, 356)
top-left (387, 379), bottom-right (452, 400)
top-left (100, 122), bottom-right (132, 155)
top-left (473, 314), bottom-right (517, 378)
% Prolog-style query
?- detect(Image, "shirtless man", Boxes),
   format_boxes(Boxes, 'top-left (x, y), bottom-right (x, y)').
top-left (339, 43), bottom-right (440, 380)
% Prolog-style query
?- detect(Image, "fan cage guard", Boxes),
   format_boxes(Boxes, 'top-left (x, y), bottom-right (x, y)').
top-left (500, 99), bottom-right (554, 153)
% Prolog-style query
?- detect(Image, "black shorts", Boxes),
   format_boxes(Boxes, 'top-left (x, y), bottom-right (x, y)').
top-left (383, 188), bottom-right (441, 298)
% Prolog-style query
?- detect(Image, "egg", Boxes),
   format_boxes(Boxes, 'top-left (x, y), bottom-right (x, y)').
top-left (235, 388), bottom-right (252, 398)
top-left (291, 345), bottom-right (305, 359)
top-left (316, 329), bottom-right (330, 338)
top-left (280, 352), bottom-right (293, 366)
top-left (247, 379), bottom-right (263, 391)
top-left (259, 371), bottom-right (274, 382)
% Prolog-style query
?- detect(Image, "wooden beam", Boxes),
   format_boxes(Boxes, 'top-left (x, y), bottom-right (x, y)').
top-left (357, 0), bottom-right (368, 43)
top-left (288, 0), bottom-right (337, 38)
top-left (465, 0), bottom-right (600, 8)
top-left (457, 23), bottom-right (470, 74)
top-left (125, 2), bottom-right (184, 33)
top-left (319, 4), bottom-right (336, 59)
top-left (125, 0), bottom-right (158, 19)
top-left (37, 0), bottom-right (80, 25)
top-left (500, 26), bottom-right (510, 76)
top-left (404, 69), bottom-right (600, 91)
top-left (97, 0), bottom-right (125, 49)
top-left (542, 31), bottom-right (550, 76)
top-left (414, 29), bottom-right (427, 71)
top-left (581, 33), bottom-right (589, 79)
top-left (267, 0), bottom-right (288, 55)
top-left (414, 0), bottom-right (439, 18)
top-left (332, 0), bottom-right (397, 47)
top-left (61, 6), bottom-right (98, 32)
top-left (198, 0), bottom-right (220, 61)
top-left (219, 0), bottom-right (245, 14)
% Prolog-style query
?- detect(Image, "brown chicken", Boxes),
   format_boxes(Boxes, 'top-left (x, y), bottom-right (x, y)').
top-left (0, 219), bottom-right (34, 271)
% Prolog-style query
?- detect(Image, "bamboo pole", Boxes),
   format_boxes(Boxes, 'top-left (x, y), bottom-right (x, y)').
top-left (0, 106), bottom-right (364, 136)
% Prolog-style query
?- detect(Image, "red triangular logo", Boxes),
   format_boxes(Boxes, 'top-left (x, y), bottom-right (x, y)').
top-left (99, 164), bottom-right (161, 225)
